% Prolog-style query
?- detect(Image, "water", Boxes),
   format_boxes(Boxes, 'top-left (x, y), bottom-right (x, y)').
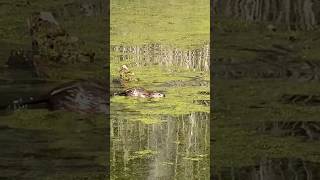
top-left (214, 158), bottom-right (320, 180)
top-left (0, 69), bottom-right (107, 179)
top-left (111, 112), bottom-right (209, 179)
top-left (0, 69), bottom-right (49, 108)
top-left (0, 124), bottom-right (106, 179)
top-left (212, 78), bottom-right (320, 180)
top-left (110, 0), bottom-right (210, 176)
top-left (110, 44), bottom-right (210, 179)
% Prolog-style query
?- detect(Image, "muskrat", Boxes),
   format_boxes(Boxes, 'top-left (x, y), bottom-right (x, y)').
top-left (116, 87), bottom-right (165, 98)
top-left (8, 79), bottom-right (109, 114)
top-left (119, 64), bottom-right (137, 85)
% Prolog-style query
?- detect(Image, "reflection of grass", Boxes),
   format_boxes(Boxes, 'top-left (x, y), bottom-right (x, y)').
top-left (129, 149), bottom-right (157, 160)
top-left (214, 17), bottom-right (320, 64)
top-left (110, 0), bottom-right (209, 178)
top-left (214, 124), bottom-right (320, 169)
top-left (111, 0), bottom-right (209, 49)
top-left (213, 17), bottom-right (320, 170)
top-left (45, 174), bottom-right (107, 180)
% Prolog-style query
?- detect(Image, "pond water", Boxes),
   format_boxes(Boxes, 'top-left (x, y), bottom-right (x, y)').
top-left (0, 120), bottom-right (106, 179)
top-left (110, 44), bottom-right (210, 179)
top-left (212, 79), bottom-right (320, 180)
top-left (0, 69), bottom-right (107, 179)
top-left (111, 112), bottom-right (209, 179)
top-left (110, 0), bottom-right (210, 177)
top-left (214, 158), bottom-right (320, 180)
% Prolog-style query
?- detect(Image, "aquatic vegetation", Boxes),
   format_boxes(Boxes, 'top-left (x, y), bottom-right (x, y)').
top-left (111, 0), bottom-right (209, 49)
top-left (128, 149), bottom-right (158, 160)
top-left (111, 112), bottom-right (210, 179)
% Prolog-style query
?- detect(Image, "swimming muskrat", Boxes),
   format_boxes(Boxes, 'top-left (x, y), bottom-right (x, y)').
top-left (116, 87), bottom-right (165, 98)
top-left (8, 79), bottom-right (109, 114)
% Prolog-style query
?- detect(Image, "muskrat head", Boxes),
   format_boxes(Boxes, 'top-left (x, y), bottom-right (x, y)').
top-left (150, 92), bottom-right (165, 98)
top-left (120, 64), bottom-right (129, 71)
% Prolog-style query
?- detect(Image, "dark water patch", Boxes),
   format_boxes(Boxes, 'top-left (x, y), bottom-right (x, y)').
top-left (258, 121), bottom-right (320, 140)
top-left (213, 158), bottom-right (320, 180)
top-left (213, 55), bottom-right (320, 82)
top-left (198, 91), bottom-right (210, 95)
top-left (0, 84), bottom-right (54, 110)
top-left (1, 80), bottom-right (109, 114)
top-left (193, 100), bottom-right (210, 106)
top-left (280, 94), bottom-right (320, 106)
top-left (0, 123), bottom-right (107, 179)
top-left (0, 79), bottom-right (53, 85)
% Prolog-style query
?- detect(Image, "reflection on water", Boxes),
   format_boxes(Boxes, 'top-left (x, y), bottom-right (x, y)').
top-left (111, 112), bottom-right (210, 179)
top-left (214, 158), bottom-right (320, 180)
top-left (0, 84), bottom-right (52, 110)
top-left (0, 80), bottom-right (107, 179)
top-left (0, 125), bottom-right (106, 179)
top-left (112, 44), bottom-right (210, 71)
top-left (212, 79), bottom-right (320, 180)
top-left (259, 121), bottom-right (320, 141)
top-left (0, 68), bottom-right (58, 112)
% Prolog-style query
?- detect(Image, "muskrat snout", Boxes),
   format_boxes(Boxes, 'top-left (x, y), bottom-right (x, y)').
top-left (151, 92), bottom-right (165, 98)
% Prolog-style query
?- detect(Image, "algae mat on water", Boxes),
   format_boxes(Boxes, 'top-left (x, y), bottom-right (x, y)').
top-left (111, 0), bottom-right (210, 49)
